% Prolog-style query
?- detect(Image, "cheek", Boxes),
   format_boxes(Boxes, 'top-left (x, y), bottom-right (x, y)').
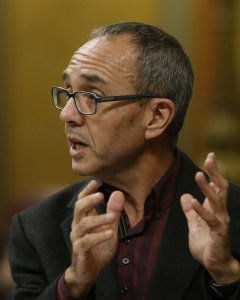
top-left (86, 122), bottom-right (122, 155)
top-left (110, 116), bottom-right (145, 150)
top-left (87, 105), bottom-right (145, 152)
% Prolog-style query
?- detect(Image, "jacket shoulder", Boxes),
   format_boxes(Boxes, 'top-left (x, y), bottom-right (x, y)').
top-left (228, 182), bottom-right (240, 212)
top-left (16, 179), bottom-right (91, 227)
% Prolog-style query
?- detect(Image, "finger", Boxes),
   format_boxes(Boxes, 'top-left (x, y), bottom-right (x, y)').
top-left (181, 194), bottom-right (219, 230)
top-left (72, 193), bottom-right (104, 228)
top-left (72, 180), bottom-right (104, 227)
top-left (71, 213), bottom-right (115, 241)
top-left (195, 171), bottom-right (228, 212)
top-left (75, 180), bottom-right (101, 218)
top-left (107, 191), bottom-right (125, 214)
top-left (181, 193), bottom-right (195, 212)
top-left (72, 230), bottom-right (114, 253)
top-left (180, 194), bottom-right (200, 222)
top-left (78, 180), bottom-right (100, 198)
top-left (204, 153), bottom-right (218, 181)
top-left (107, 191), bottom-right (125, 223)
top-left (106, 191), bottom-right (125, 232)
top-left (195, 172), bottom-right (219, 203)
top-left (204, 153), bottom-right (228, 193)
top-left (189, 198), bottom-right (229, 230)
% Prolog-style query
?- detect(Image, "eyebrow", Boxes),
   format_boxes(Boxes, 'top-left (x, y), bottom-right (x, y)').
top-left (62, 72), bottom-right (106, 85)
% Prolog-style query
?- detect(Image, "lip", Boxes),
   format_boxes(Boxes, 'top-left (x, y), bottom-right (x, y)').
top-left (69, 144), bottom-right (88, 158)
top-left (68, 135), bottom-right (87, 146)
top-left (67, 135), bottom-right (88, 158)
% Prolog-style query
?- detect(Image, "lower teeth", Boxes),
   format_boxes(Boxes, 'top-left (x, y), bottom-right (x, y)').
top-left (74, 143), bottom-right (85, 150)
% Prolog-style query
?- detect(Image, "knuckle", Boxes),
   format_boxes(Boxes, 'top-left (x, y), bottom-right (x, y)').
top-left (70, 222), bottom-right (85, 242)
top-left (223, 215), bottom-right (230, 226)
top-left (222, 180), bottom-right (229, 190)
top-left (208, 217), bottom-right (220, 228)
top-left (79, 217), bottom-right (88, 229)
top-left (78, 239), bottom-right (86, 251)
top-left (70, 229), bottom-right (77, 242)
top-left (77, 235), bottom-right (90, 252)
top-left (71, 234), bottom-right (89, 253)
top-left (74, 199), bottom-right (83, 212)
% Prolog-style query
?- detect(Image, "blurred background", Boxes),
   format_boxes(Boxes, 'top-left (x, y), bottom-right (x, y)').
top-left (0, 0), bottom-right (240, 297)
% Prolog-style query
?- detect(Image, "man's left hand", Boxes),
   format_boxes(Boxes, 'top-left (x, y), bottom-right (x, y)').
top-left (181, 152), bottom-right (240, 284)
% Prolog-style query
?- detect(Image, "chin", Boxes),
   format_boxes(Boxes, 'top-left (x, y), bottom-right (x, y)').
top-left (71, 160), bottom-right (99, 177)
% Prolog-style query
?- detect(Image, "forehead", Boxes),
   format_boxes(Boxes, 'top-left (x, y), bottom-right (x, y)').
top-left (63, 35), bottom-right (138, 85)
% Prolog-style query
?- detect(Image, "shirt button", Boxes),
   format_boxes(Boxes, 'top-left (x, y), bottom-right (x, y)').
top-left (123, 239), bottom-right (131, 244)
top-left (122, 257), bottom-right (130, 265)
top-left (120, 286), bottom-right (128, 295)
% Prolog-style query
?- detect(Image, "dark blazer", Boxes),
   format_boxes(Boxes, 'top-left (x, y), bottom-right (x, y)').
top-left (9, 153), bottom-right (240, 299)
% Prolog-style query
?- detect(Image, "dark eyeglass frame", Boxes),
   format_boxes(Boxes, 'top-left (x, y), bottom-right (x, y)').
top-left (51, 86), bottom-right (163, 115)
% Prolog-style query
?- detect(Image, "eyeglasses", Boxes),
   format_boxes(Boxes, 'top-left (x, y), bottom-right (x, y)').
top-left (51, 86), bottom-right (163, 115)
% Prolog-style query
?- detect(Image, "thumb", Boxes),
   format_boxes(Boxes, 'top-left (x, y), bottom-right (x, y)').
top-left (107, 191), bottom-right (125, 216)
top-left (180, 193), bottom-right (199, 224)
top-left (180, 194), bottom-right (194, 213)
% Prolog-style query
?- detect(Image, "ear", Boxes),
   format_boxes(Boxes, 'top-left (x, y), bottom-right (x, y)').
top-left (144, 98), bottom-right (176, 140)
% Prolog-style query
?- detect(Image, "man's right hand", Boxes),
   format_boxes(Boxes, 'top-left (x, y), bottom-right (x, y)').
top-left (64, 180), bottom-right (125, 298)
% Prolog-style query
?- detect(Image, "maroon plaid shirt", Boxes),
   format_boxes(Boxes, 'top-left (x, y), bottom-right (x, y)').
top-left (57, 150), bottom-right (182, 299)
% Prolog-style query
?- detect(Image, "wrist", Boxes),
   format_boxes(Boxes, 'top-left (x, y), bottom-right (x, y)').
top-left (209, 256), bottom-right (240, 285)
top-left (64, 267), bottom-right (93, 298)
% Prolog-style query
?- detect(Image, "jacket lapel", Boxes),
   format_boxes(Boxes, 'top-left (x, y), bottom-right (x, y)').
top-left (146, 153), bottom-right (205, 300)
top-left (60, 180), bottom-right (93, 253)
top-left (61, 214), bottom-right (73, 253)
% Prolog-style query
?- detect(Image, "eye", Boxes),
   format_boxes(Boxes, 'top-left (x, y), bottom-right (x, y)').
top-left (66, 87), bottom-right (73, 93)
top-left (91, 91), bottom-right (98, 97)
top-left (88, 93), bottom-right (97, 101)
top-left (91, 90), bottom-right (102, 98)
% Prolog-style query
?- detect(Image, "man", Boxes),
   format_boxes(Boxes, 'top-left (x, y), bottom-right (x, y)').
top-left (9, 22), bottom-right (240, 299)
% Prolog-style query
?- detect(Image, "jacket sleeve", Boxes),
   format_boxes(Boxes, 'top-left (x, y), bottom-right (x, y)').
top-left (9, 213), bottom-right (95, 300)
top-left (203, 271), bottom-right (240, 300)
top-left (9, 214), bottom-right (59, 300)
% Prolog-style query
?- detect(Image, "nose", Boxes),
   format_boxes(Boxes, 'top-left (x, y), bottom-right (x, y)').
top-left (60, 98), bottom-right (84, 125)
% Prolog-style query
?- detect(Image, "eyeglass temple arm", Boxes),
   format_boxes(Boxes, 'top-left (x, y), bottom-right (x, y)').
top-left (97, 94), bottom-right (162, 103)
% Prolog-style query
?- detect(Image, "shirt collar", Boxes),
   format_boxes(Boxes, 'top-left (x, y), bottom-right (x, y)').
top-left (97, 148), bottom-right (182, 216)
top-left (151, 147), bottom-right (183, 217)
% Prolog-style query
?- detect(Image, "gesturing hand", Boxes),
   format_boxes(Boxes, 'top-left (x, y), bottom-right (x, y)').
top-left (65, 180), bottom-right (125, 297)
top-left (181, 153), bottom-right (240, 284)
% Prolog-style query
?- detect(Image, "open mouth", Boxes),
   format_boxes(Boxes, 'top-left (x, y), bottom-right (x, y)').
top-left (71, 141), bottom-right (87, 150)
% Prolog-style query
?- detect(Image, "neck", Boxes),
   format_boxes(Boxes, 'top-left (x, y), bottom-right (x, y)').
top-left (99, 144), bottom-right (176, 226)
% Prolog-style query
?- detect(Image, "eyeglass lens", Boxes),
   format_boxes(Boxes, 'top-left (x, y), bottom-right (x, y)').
top-left (55, 89), bottom-right (96, 114)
